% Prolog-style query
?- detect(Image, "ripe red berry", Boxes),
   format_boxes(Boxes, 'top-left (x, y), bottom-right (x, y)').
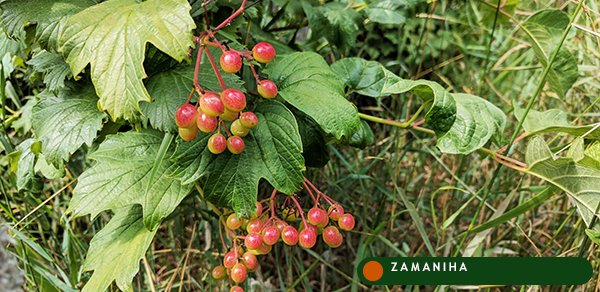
top-left (338, 214), bottom-right (355, 231)
top-left (211, 265), bottom-right (227, 280)
top-left (261, 226), bottom-right (280, 245)
top-left (230, 286), bottom-right (244, 292)
top-left (307, 207), bottom-right (329, 228)
top-left (223, 251), bottom-right (237, 269)
top-left (220, 51), bottom-right (242, 74)
top-left (244, 232), bottom-right (263, 250)
top-left (221, 89), bottom-right (246, 112)
top-left (298, 227), bottom-right (317, 248)
top-left (178, 127), bottom-right (198, 142)
top-left (252, 42), bottom-right (276, 63)
top-left (246, 218), bottom-right (263, 233)
top-left (241, 251), bottom-right (259, 271)
top-left (230, 263), bottom-right (247, 283)
top-left (239, 112), bottom-right (258, 128)
top-left (227, 136), bottom-right (245, 154)
top-left (196, 111), bottom-right (217, 133)
top-left (328, 204), bottom-right (344, 221)
top-left (175, 104), bottom-right (198, 128)
top-left (208, 133), bottom-right (227, 154)
top-left (281, 225), bottom-right (299, 246)
top-left (257, 80), bottom-right (278, 99)
top-left (226, 213), bottom-right (242, 230)
top-left (322, 226), bottom-right (343, 248)
top-left (199, 93), bottom-right (225, 117)
top-left (230, 120), bottom-right (250, 137)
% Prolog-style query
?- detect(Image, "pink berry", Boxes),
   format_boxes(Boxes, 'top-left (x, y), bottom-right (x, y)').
top-left (257, 80), bottom-right (278, 99)
top-left (244, 232), bottom-right (263, 250)
top-left (261, 226), bottom-right (280, 245)
top-left (281, 225), bottom-right (298, 246)
top-left (199, 93), bottom-right (224, 117)
top-left (208, 133), bottom-right (227, 154)
top-left (226, 213), bottom-right (241, 230)
top-left (252, 42), bottom-right (276, 63)
top-left (307, 207), bottom-right (329, 228)
top-left (246, 218), bottom-right (263, 233)
top-left (338, 214), bottom-right (355, 231)
top-left (175, 104), bottom-right (197, 128)
top-left (298, 227), bottom-right (317, 248)
top-left (221, 89), bottom-right (246, 112)
top-left (223, 251), bottom-right (237, 269)
top-left (230, 263), bottom-right (247, 283)
top-left (241, 251), bottom-right (258, 271)
top-left (220, 51), bottom-right (242, 73)
top-left (239, 112), bottom-right (258, 128)
top-left (230, 286), bottom-right (244, 292)
top-left (328, 204), bottom-right (344, 221)
top-left (211, 265), bottom-right (227, 280)
top-left (227, 136), bottom-right (245, 154)
top-left (322, 226), bottom-right (343, 248)
top-left (196, 111), bottom-right (217, 133)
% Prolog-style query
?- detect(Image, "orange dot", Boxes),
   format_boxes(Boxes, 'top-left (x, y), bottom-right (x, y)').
top-left (362, 260), bottom-right (384, 282)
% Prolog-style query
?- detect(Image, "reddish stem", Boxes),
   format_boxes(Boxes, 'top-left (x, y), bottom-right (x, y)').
top-left (270, 189), bottom-right (277, 218)
top-left (302, 181), bottom-right (317, 205)
top-left (290, 196), bottom-right (309, 229)
top-left (204, 48), bottom-right (227, 91)
top-left (213, 0), bottom-right (248, 32)
top-left (186, 87), bottom-right (195, 104)
top-left (193, 46), bottom-right (205, 93)
top-left (304, 178), bottom-right (337, 205)
top-left (247, 61), bottom-right (261, 83)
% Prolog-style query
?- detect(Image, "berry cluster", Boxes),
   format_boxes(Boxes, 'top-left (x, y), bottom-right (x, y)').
top-left (174, 39), bottom-right (278, 155)
top-left (211, 178), bottom-right (355, 291)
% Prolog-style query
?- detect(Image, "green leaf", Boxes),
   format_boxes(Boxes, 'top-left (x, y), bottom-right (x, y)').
top-left (142, 49), bottom-right (244, 132)
top-left (27, 50), bottom-right (71, 91)
top-left (13, 138), bottom-right (37, 190)
top-left (302, 2), bottom-right (361, 51)
top-left (293, 108), bottom-right (330, 168)
top-left (172, 101), bottom-right (305, 216)
top-left (348, 120), bottom-right (375, 149)
top-left (522, 9), bottom-right (578, 98)
top-left (58, 0), bottom-right (195, 121)
top-left (265, 52), bottom-right (361, 141)
top-left (32, 85), bottom-right (105, 166)
top-left (332, 57), bottom-right (507, 154)
top-left (525, 136), bottom-right (600, 226)
top-left (585, 228), bottom-right (600, 246)
top-left (365, 0), bottom-right (407, 25)
top-left (0, 0), bottom-right (96, 49)
top-left (82, 205), bottom-right (157, 292)
top-left (69, 131), bottom-right (192, 229)
top-left (514, 106), bottom-right (600, 139)
top-left (436, 93), bottom-right (506, 154)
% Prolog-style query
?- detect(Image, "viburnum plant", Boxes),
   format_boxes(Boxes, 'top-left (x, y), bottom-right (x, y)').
top-left (1, 0), bottom-right (595, 291)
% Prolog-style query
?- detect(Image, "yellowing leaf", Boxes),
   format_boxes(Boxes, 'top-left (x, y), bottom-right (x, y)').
top-left (58, 0), bottom-right (195, 121)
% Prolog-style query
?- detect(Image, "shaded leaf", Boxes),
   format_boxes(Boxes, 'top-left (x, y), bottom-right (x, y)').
top-left (302, 2), bottom-right (361, 51)
top-left (265, 52), bottom-right (361, 141)
top-left (27, 50), bottom-right (71, 91)
top-left (13, 139), bottom-right (37, 190)
top-left (348, 120), bottom-right (375, 149)
top-left (82, 205), bottom-right (157, 292)
top-left (58, 0), bottom-right (195, 121)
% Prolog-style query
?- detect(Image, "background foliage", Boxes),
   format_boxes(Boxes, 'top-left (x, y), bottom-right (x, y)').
top-left (1, 0), bottom-right (600, 291)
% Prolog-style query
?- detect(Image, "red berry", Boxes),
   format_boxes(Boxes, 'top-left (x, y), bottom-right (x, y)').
top-left (261, 226), bottom-right (280, 245)
top-left (196, 111), bottom-right (217, 133)
top-left (322, 226), bottom-right (343, 248)
top-left (281, 225), bottom-right (298, 246)
top-left (253, 202), bottom-right (263, 218)
top-left (221, 108), bottom-right (239, 122)
top-left (241, 251), bottom-right (259, 271)
top-left (239, 112), bottom-right (258, 128)
top-left (208, 133), bottom-right (227, 154)
top-left (307, 207), bottom-right (329, 228)
top-left (338, 214), bottom-right (355, 231)
top-left (298, 227), bottom-right (317, 248)
top-left (246, 218), bottom-right (263, 233)
top-left (178, 127), bottom-right (198, 141)
top-left (211, 265), bottom-right (227, 280)
top-left (230, 120), bottom-right (250, 137)
top-left (252, 42), bottom-right (276, 63)
top-left (226, 213), bottom-right (242, 230)
top-left (220, 51), bottom-right (242, 74)
top-left (199, 93), bottom-right (224, 117)
top-left (230, 263), bottom-right (247, 283)
top-left (257, 80), bottom-right (278, 99)
top-left (244, 232), bottom-right (263, 250)
top-left (223, 251), bottom-right (237, 269)
top-left (274, 219), bottom-right (287, 231)
top-left (175, 104), bottom-right (198, 128)
top-left (227, 136), bottom-right (245, 154)
top-left (328, 204), bottom-right (344, 221)
top-left (221, 89), bottom-right (246, 112)
top-left (230, 286), bottom-right (244, 292)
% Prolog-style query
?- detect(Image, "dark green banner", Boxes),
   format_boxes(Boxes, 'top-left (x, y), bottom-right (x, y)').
top-left (358, 257), bottom-right (592, 285)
